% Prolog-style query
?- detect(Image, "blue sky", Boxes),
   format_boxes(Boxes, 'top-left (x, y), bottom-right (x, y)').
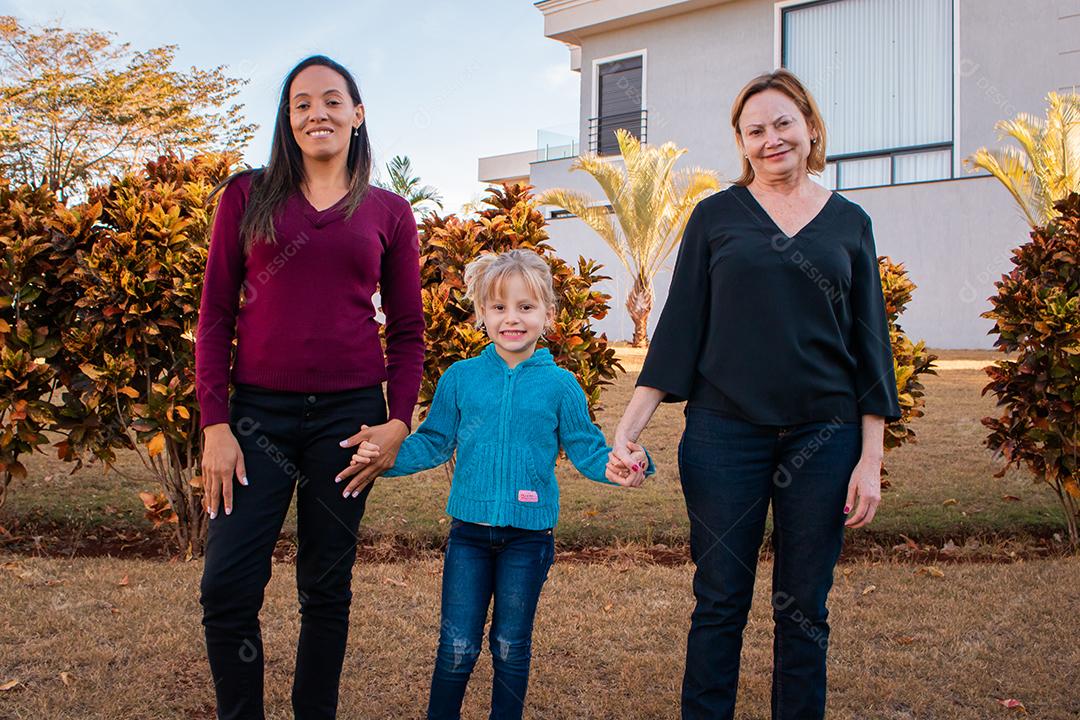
top-left (0, 0), bottom-right (580, 211)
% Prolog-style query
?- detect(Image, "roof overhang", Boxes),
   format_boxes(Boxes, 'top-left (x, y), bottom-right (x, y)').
top-left (535, 0), bottom-right (735, 45)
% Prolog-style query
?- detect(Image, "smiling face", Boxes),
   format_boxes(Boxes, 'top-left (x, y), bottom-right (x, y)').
top-left (736, 88), bottom-right (817, 182)
top-left (288, 64), bottom-right (364, 163)
top-left (478, 272), bottom-right (555, 368)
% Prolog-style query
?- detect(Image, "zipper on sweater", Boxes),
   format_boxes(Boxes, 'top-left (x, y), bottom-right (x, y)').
top-left (499, 365), bottom-right (517, 526)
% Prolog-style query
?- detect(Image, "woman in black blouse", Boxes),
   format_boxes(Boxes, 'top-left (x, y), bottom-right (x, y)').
top-left (610, 70), bottom-right (900, 719)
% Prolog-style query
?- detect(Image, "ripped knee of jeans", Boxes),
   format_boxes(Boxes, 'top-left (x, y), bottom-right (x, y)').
top-left (448, 637), bottom-right (480, 672)
top-left (491, 634), bottom-right (530, 664)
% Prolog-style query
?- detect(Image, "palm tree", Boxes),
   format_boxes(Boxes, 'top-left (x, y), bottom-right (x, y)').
top-left (967, 91), bottom-right (1080, 228)
top-left (374, 155), bottom-right (443, 216)
top-left (538, 129), bottom-right (720, 346)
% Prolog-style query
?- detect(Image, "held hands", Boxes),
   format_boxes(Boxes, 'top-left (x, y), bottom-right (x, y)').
top-left (605, 440), bottom-right (649, 487)
top-left (335, 419), bottom-right (409, 498)
top-left (352, 437), bottom-right (650, 488)
top-left (349, 439), bottom-right (382, 468)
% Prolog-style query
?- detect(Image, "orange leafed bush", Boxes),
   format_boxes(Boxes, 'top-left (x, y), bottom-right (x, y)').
top-left (416, 183), bottom-right (621, 417)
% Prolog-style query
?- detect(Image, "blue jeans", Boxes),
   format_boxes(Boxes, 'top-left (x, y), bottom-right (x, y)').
top-left (427, 520), bottom-right (555, 720)
top-left (200, 382), bottom-right (387, 720)
top-left (678, 407), bottom-right (861, 720)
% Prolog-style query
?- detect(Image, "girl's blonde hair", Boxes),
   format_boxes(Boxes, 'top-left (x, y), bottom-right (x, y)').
top-left (463, 249), bottom-right (557, 327)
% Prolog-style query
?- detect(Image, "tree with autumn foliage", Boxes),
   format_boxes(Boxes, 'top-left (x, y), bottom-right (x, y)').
top-left (0, 16), bottom-right (254, 201)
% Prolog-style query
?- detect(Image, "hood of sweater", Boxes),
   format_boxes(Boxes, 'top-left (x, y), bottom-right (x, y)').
top-left (480, 343), bottom-right (555, 370)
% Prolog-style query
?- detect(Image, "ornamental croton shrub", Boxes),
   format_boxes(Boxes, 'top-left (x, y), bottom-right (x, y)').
top-left (982, 192), bottom-right (1080, 548)
top-left (62, 152), bottom-right (240, 556)
top-left (416, 183), bottom-right (621, 417)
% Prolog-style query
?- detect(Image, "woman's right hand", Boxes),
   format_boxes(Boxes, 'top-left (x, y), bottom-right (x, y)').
top-left (201, 423), bottom-right (248, 519)
top-left (611, 385), bottom-right (666, 469)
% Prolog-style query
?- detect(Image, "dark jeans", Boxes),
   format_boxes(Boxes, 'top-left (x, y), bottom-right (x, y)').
top-left (200, 382), bottom-right (387, 720)
top-left (427, 520), bottom-right (555, 720)
top-left (678, 407), bottom-right (862, 720)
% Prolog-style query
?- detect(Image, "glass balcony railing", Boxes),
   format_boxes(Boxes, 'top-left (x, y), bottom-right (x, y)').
top-left (536, 124), bottom-right (579, 162)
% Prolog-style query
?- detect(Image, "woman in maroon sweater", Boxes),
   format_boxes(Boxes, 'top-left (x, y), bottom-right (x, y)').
top-left (195, 55), bottom-right (424, 719)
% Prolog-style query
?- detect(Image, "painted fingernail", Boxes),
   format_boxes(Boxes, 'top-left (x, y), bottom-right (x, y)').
top-left (632, 464), bottom-right (641, 472)
top-left (241, 476), bottom-right (248, 486)
top-left (351, 490), bottom-right (359, 498)
top-left (339, 440), bottom-right (348, 447)
top-left (209, 511), bottom-right (216, 520)
top-left (334, 476), bottom-right (342, 483)
top-left (343, 489), bottom-right (350, 497)
top-left (225, 507), bottom-right (232, 516)
top-left (843, 505), bottom-right (851, 514)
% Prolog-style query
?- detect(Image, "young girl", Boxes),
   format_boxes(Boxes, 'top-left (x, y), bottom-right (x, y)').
top-left (345, 249), bottom-right (653, 720)
top-left (195, 55), bottom-right (424, 719)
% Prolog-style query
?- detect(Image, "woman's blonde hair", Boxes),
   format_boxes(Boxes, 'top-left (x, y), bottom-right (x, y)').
top-left (463, 249), bottom-right (556, 327)
top-left (730, 68), bottom-right (827, 186)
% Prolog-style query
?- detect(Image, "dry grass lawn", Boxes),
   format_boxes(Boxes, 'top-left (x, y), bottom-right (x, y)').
top-left (0, 553), bottom-right (1076, 719)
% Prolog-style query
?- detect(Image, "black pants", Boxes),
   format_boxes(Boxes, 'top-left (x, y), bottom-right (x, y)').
top-left (200, 382), bottom-right (387, 720)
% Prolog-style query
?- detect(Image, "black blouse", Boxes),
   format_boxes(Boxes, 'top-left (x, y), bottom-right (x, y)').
top-left (638, 184), bottom-right (901, 425)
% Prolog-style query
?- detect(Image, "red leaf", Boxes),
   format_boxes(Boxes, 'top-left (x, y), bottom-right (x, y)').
top-left (996, 698), bottom-right (1026, 712)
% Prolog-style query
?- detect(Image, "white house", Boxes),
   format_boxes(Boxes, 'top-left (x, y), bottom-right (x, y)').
top-left (478, 0), bottom-right (1077, 348)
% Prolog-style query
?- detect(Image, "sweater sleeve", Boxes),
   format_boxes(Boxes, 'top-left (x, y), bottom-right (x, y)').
top-left (637, 200), bottom-right (711, 402)
top-left (556, 376), bottom-right (656, 485)
top-left (381, 203), bottom-right (425, 429)
top-left (384, 364), bottom-right (459, 477)
top-left (850, 217), bottom-right (901, 421)
top-left (195, 178), bottom-right (248, 430)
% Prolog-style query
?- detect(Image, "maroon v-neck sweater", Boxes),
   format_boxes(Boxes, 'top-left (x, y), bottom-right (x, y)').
top-left (195, 172), bottom-right (425, 430)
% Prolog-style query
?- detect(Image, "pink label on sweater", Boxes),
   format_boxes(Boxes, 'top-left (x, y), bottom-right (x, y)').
top-left (518, 490), bottom-right (539, 503)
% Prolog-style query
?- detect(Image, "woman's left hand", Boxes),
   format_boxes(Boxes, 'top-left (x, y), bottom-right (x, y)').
top-left (336, 419), bottom-right (409, 498)
top-left (844, 455), bottom-right (882, 528)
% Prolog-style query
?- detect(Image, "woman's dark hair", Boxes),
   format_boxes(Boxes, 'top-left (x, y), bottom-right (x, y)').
top-left (215, 55), bottom-right (372, 250)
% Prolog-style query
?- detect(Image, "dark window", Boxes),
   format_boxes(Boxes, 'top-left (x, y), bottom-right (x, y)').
top-left (592, 56), bottom-right (645, 155)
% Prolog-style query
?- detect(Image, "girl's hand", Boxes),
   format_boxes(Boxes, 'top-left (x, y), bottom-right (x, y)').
top-left (336, 419), bottom-right (409, 498)
top-left (611, 430), bottom-right (637, 473)
top-left (605, 441), bottom-right (647, 487)
top-left (350, 440), bottom-right (381, 466)
top-left (605, 450), bottom-right (632, 485)
top-left (201, 423), bottom-right (248, 519)
top-left (844, 455), bottom-right (882, 528)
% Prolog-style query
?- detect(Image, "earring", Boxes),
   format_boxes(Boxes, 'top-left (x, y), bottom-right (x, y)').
top-left (353, 127), bottom-right (359, 137)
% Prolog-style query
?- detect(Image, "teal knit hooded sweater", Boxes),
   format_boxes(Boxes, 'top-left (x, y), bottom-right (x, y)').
top-left (385, 344), bottom-right (654, 530)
